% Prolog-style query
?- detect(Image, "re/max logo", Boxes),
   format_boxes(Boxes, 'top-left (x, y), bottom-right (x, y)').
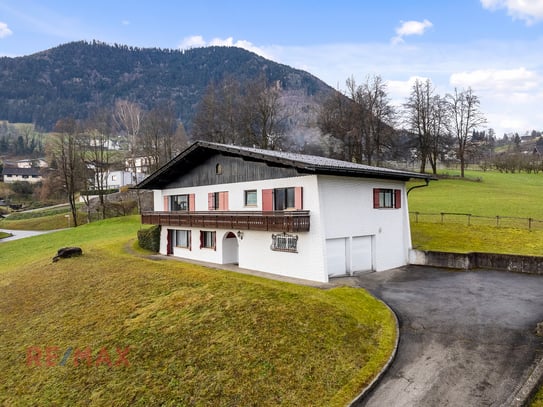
top-left (26, 346), bottom-right (130, 367)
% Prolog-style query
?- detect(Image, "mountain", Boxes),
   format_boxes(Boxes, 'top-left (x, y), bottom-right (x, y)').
top-left (0, 41), bottom-right (334, 134)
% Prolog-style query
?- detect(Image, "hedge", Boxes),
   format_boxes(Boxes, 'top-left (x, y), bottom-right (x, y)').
top-left (137, 225), bottom-right (161, 252)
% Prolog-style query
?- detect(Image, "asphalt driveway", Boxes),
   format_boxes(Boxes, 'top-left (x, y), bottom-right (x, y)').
top-left (347, 266), bottom-right (543, 407)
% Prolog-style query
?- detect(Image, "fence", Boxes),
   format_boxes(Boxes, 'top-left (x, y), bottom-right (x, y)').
top-left (410, 211), bottom-right (543, 231)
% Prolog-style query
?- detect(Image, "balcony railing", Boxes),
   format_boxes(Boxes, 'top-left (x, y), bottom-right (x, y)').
top-left (141, 210), bottom-right (310, 233)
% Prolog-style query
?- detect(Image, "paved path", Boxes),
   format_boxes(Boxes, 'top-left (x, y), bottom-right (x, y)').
top-left (0, 229), bottom-right (60, 243)
top-left (344, 266), bottom-right (543, 407)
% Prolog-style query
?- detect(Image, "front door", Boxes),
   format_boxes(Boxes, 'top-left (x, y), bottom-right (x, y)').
top-left (167, 229), bottom-right (174, 255)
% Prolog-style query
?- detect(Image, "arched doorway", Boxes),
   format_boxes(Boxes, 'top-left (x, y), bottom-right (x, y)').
top-left (222, 231), bottom-right (239, 265)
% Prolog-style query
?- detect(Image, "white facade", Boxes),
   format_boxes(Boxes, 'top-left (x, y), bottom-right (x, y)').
top-left (152, 174), bottom-right (412, 283)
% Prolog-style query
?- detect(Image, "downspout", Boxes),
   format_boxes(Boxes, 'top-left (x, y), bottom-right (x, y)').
top-left (407, 178), bottom-right (430, 196)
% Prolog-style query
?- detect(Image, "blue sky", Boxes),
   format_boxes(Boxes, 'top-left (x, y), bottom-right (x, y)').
top-left (1, 0), bottom-right (543, 138)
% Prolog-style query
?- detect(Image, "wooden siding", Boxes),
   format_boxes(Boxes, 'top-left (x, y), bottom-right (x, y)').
top-left (164, 153), bottom-right (301, 188)
top-left (141, 210), bottom-right (310, 233)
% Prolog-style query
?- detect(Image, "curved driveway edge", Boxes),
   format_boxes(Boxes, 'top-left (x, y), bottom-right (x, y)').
top-left (343, 266), bottom-right (543, 407)
top-left (347, 297), bottom-right (401, 406)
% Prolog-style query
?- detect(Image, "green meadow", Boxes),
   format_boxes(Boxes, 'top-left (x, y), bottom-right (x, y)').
top-left (408, 170), bottom-right (543, 255)
top-left (0, 216), bottom-right (396, 406)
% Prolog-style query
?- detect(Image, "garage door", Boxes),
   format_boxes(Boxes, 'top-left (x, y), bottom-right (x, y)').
top-left (326, 238), bottom-right (347, 277)
top-left (351, 236), bottom-right (373, 272)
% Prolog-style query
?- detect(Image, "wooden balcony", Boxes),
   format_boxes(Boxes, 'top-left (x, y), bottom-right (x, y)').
top-left (141, 210), bottom-right (310, 233)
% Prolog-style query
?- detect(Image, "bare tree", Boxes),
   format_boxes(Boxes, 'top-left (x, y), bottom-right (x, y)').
top-left (319, 75), bottom-right (395, 165)
top-left (403, 79), bottom-right (450, 174)
top-left (446, 87), bottom-right (487, 177)
top-left (192, 76), bottom-right (287, 150)
top-left (142, 102), bottom-right (185, 172)
top-left (50, 118), bottom-right (85, 227)
top-left (317, 90), bottom-right (356, 161)
top-left (192, 77), bottom-right (243, 145)
top-left (113, 100), bottom-right (143, 209)
top-left (82, 109), bottom-right (113, 220)
top-left (242, 77), bottom-right (287, 150)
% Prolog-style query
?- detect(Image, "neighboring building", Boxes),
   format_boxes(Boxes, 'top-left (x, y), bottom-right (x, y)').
top-left (137, 141), bottom-right (433, 283)
top-left (102, 170), bottom-right (145, 190)
top-left (125, 156), bottom-right (156, 175)
top-left (2, 167), bottom-right (43, 184)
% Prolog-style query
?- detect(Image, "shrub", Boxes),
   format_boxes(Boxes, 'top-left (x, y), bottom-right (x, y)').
top-left (137, 225), bottom-right (160, 252)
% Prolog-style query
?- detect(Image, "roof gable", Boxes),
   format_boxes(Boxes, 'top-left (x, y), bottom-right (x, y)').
top-left (137, 141), bottom-right (434, 190)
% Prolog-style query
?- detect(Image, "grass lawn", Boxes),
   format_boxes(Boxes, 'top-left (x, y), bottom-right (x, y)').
top-left (532, 387), bottom-right (543, 407)
top-left (0, 216), bottom-right (396, 406)
top-left (408, 169), bottom-right (543, 255)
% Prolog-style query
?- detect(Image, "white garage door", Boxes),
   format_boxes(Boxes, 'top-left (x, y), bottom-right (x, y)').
top-left (351, 236), bottom-right (373, 272)
top-left (326, 238), bottom-right (347, 277)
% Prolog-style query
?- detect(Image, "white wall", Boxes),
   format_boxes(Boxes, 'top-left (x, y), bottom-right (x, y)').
top-left (152, 174), bottom-right (412, 282)
top-left (155, 175), bottom-right (328, 282)
top-left (317, 175), bottom-right (411, 273)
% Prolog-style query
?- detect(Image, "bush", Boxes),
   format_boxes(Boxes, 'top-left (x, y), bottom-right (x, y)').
top-left (137, 225), bottom-right (160, 252)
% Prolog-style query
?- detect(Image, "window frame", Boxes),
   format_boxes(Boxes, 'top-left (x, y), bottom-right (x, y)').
top-left (373, 188), bottom-right (402, 209)
top-left (200, 230), bottom-right (216, 250)
top-left (171, 194), bottom-right (190, 211)
top-left (175, 229), bottom-right (191, 249)
top-left (244, 189), bottom-right (257, 207)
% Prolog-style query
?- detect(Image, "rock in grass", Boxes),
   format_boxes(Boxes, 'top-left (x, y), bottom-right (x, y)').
top-left (52, 247), bottom-right (83, 262)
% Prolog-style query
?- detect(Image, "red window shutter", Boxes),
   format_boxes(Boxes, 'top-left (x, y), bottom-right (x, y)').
top-left (294, 187), bottom-right (303, 210)
top-left (208, 193), bottom-right (214, 210)
top-left (373, 189), bottom-right (380, 208)
top-left (189, 194), bottom-right (195, 212)
top-left (394, 189), bottom-right (402, 209)
top-left (164, 196), bottom-right (169, 212)
top-left (219, 192), bottom-right (229, 210)
top-left (262, 189), bottom-right (273, 211)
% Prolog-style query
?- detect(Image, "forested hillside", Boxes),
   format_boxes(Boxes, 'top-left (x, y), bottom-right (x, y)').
top-left (0, 41), bottom-right (333, 131)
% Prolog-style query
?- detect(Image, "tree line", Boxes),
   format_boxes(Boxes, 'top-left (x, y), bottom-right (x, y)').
top-left (316, 76), bottom-right (487, 177)
top-left (43, 101), bottom-right (188, 225)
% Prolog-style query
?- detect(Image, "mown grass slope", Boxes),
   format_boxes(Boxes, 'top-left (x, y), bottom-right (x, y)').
top-left (0, 216), bottom-right (396, 406)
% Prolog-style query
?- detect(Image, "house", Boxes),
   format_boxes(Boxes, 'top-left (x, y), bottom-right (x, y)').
top-left (137, 141), bottom-right (433, 283)
top-left (1, 166), bottom-right (43, 184)
top-left (102, 170), bottom-right (145, 190)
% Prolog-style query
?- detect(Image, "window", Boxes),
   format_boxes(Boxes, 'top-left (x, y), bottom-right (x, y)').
top-left (175, 230), bottom-right (191, 248)
top-left (244, 190), bottom-right (257, 206)
top-left (271, 233), bottom-right (298, 253)
top-left (373, 189), bottom-right (401, 209)
top-left (200, 231), bottom-right (216, 249)
top-left (208, 192), bottom-right (228, 210)
top-left (215, 163), bottom-right (222, 175)
top-left (262, 187), bottom-right (303, 211)
top-left (172, 194), bottom-right (189, 211)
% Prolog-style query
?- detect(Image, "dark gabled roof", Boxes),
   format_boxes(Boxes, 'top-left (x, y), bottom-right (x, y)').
top-left (137, 141), bottom-right (435, 189)
top-left (1, 167), bottom-right (41, 176)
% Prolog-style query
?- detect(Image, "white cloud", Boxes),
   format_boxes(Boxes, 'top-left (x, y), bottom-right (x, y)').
top-left (0, 22), bottom-right (13, 38)
top-left (178, 35), bottom-right (271, 58)
top-left (121, 20), bottom-right (130, 26)
top-left (481, 0), bottom-right (543, 25)
top-left (450, 67), bottom-right (540, 91)
top-left (392, 19), bottom-right (433, 44)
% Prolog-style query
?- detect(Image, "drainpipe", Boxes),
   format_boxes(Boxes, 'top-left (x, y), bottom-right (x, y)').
top-left (407, 178), bottom-right (430, 196)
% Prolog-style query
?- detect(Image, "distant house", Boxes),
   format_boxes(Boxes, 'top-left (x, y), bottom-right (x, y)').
top-left (137, 141), bottom-right (433, 283)
top-left (89, 170), bottom-right (146, 191)
top-left (2, 167), bottom-right (43, 184)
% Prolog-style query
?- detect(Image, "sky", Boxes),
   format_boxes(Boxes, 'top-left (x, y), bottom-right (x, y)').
top-left (1, 0), bottom-right (543, 138)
